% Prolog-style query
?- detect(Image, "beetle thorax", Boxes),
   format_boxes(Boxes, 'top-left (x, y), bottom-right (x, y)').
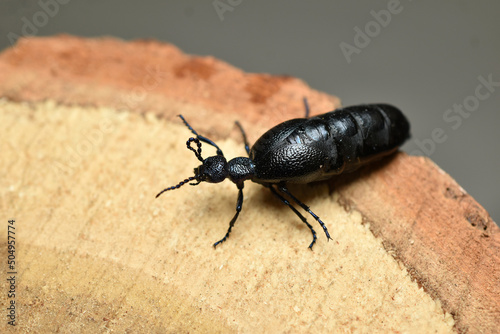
top-left (227, 157), bottom-right (255, 185)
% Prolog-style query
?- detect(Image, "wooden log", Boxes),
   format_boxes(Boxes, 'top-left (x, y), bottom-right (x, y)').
top-left (0, 35), bottom-right (497, 333)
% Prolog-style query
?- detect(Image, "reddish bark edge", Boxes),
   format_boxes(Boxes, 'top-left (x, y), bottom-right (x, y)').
top-left (1, 35), bottom-right (498, 333)
top-left (0, 34), bottom-right (339, 142)
top-left (332, 154), bottom-right (499, 333)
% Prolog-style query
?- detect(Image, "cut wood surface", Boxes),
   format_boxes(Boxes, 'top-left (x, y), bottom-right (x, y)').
top-left (0, 35), bottom-right (498, 333)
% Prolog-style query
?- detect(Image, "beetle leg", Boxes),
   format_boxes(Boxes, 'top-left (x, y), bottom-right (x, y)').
top-left (303, 97), bottom-right (310, 118)
top-left (277, 184), bottom-right (332, 242)
top-left (267, 185), bottom-right (317, 250)
top-left (235, 121), bottom-right (250, 156)
top-left (213, 184), bottom-right (244, 248)
top-left (178, 115), bottom-right (225, 157)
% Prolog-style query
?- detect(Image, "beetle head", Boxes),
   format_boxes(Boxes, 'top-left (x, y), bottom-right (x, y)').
top-left (156, 137), bottom-right (228, 198)
top-left (194, 155), bottom-right (228, 183)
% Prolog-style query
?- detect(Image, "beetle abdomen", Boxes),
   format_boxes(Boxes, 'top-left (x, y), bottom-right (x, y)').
top-left (250, 104), bottom-right (410, 183)
top-left (318, 104), bottom-right (409, 173)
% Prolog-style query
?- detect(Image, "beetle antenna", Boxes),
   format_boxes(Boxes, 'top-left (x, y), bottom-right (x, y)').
top-left (187, 137), bottom-right (204, 162)
top-left (179, 115), bottom-right (224, 156)
top-left (156, 176), bottom-right (197, 198)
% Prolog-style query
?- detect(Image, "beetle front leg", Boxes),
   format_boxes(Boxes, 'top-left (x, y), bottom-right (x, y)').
top-left (235, 121), bottom-right (250, 156)
top-left (213, 184), bottom-right (244, 248)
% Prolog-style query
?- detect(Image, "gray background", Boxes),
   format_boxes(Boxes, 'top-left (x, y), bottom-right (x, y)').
top-left (1, 1), bottom-right (498, 223)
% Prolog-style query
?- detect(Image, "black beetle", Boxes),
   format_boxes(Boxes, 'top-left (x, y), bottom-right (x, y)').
top-left (157, 100), bottom-right (410, 249)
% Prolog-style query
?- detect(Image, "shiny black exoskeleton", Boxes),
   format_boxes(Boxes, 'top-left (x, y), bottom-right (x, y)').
top-left (156, 101), bottom-right (410, 249)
